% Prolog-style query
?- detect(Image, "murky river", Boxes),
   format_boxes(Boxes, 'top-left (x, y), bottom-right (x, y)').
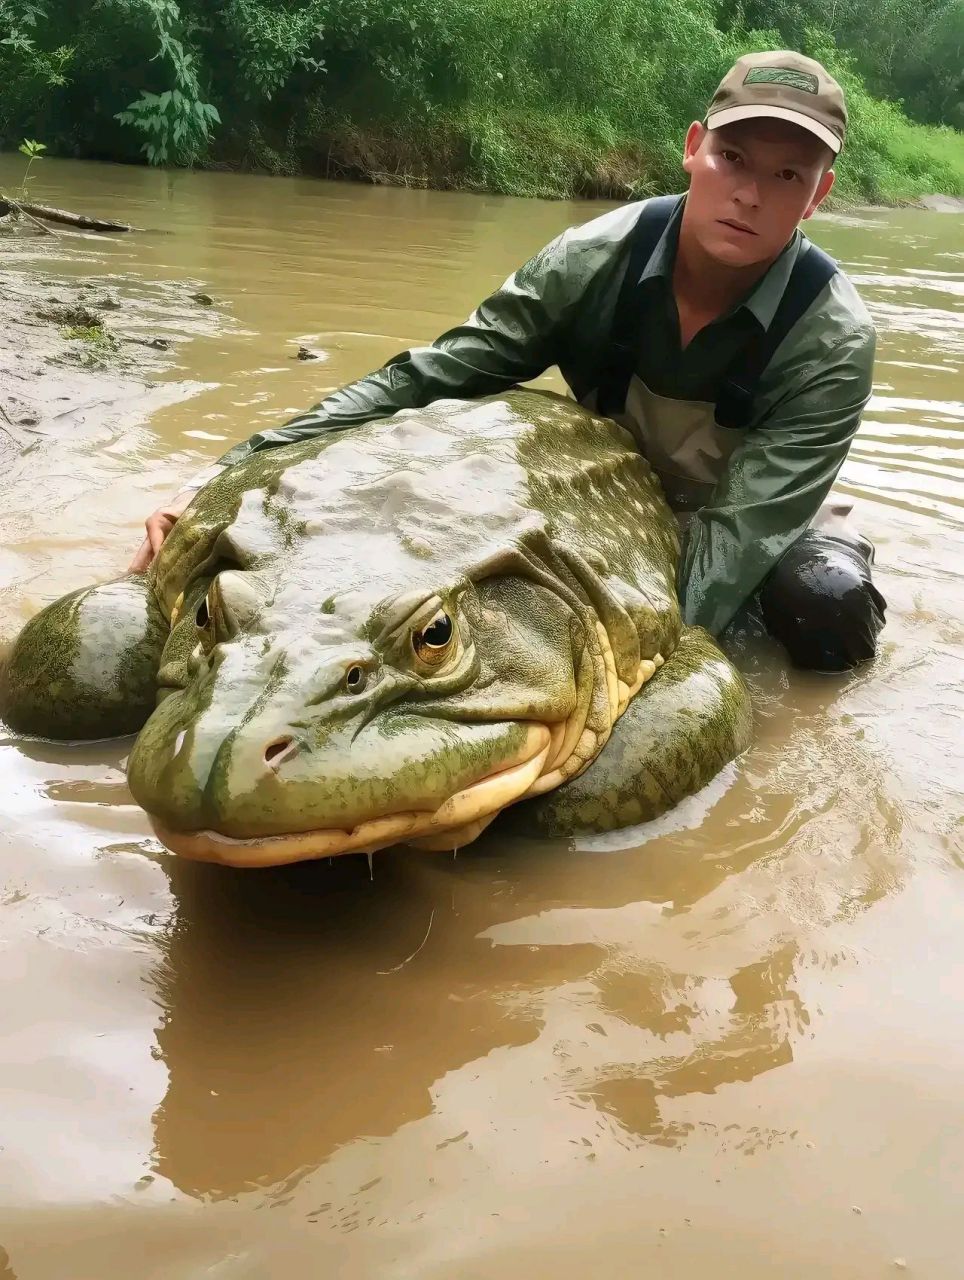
top-left (0, 157), bottom-right (961, 1278)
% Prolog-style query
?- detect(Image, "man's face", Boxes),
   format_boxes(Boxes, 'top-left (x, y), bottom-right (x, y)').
top-left (681, 119), bottom-right (835, 268)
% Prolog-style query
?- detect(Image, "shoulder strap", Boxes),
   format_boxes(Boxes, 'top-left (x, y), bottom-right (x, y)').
top-left (714, 241), bottom-right (838, 429)
top-left (596, 195), bottom-right (683, 416)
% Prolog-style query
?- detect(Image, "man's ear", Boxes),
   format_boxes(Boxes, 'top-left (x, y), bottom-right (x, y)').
top-left (803, 167), bottom-right (835, 219)
top-left (681, 121), bottom-right (706, 176)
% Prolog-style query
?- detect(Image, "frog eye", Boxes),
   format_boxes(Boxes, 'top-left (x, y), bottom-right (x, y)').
top-left (345, 664), bottom-right (368, 694)
top-left (412, 610), bottom-right (454, 666)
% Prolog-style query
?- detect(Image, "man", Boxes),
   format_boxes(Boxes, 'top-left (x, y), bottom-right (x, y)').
top-left (131, 50), bottom-right (885, 671)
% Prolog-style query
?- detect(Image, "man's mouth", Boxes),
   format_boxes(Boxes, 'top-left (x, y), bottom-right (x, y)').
top-left (718, 219), bottom-right (757, 236)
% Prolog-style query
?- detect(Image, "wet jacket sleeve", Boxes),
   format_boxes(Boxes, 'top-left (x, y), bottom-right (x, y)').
top-left (217, 233), bottom-right (584, 467)
top-left (678, 322), bottom-right (876, 635)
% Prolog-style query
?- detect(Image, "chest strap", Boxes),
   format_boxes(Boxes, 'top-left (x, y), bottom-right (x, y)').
top-left (596, 195), bottom-right (681, 417)
top-left (596, 196), bottom-right (838, 428)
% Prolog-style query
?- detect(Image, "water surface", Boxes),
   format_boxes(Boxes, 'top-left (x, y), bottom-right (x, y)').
top-left (0, 159), bottom-right (961, 1278)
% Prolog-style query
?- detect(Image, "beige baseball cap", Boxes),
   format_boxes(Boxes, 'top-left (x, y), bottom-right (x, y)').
top-left (705, 50), bottom-right (847, 155)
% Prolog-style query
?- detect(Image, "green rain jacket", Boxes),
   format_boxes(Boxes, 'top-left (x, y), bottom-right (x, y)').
top-left (217, 196), bottom-right (876, 634)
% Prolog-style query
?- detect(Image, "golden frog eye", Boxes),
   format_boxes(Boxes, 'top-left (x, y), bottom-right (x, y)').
top-left (412, 610), bottom-right (454, 666)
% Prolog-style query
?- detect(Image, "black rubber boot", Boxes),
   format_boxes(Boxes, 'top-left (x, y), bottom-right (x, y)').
top-left (758, 530), bottom-right (886, 672)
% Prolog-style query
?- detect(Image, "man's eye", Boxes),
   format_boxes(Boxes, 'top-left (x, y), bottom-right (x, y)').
top-left (722, 150), bottom-right (741, 164)
top-left (778, 169), bottom-right (799, 182)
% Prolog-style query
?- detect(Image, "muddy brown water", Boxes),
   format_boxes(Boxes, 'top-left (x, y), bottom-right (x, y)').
top-left (0, 157), bottom-right (961, 1278)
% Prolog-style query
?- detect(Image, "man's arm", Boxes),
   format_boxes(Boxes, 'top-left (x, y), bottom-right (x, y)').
top-left (678, 322), bottom-right (876, 635)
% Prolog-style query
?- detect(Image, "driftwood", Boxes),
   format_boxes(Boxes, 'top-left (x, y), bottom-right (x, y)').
top-left (0, 199), bottom-right (133, 233)
top-left (0, 198), bottom-right (59, 236)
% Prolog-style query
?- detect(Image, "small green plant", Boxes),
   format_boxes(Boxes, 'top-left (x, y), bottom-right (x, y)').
top-left (60, 321), bottom-right (119, 368)
top-left (61, 323), bottom-right (108, 343)
top-left (14, 138), bottom-right (46, 201)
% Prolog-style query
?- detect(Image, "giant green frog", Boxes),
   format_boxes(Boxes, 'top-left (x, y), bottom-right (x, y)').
top-left (2, 392), bottom-right (752, 864)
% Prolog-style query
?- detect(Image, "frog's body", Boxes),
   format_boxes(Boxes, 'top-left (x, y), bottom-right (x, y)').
top-left (3, 392), bottom-right (751, 864)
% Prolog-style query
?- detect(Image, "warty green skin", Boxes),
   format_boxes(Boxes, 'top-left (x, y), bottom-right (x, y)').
top-left (1, 577), bottom-right (167, 740)
top-left (1, 390), bottom-right (752, 854)
top-left (508, 625), bottom-right (752, 836)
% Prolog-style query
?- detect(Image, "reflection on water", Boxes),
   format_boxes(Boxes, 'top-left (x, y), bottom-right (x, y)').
top-left (0, 157), bottom-right (961, 1277)
top-left (148, 641), bottom-right (917, 1218)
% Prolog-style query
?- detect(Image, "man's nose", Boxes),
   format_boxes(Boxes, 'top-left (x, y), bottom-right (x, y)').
top-left (733, 177), bottom-right (760, 207)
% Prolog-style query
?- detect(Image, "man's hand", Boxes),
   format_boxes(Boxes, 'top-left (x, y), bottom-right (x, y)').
top-left (127, 489), bottom-right (197, 573)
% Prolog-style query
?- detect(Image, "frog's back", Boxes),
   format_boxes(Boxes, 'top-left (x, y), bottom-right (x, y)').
top-left (153, 391), bottom-right (680, 626)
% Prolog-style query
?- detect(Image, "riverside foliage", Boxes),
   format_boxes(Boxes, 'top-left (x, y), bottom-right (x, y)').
top-left (1, 0), bottom-right (962, 202)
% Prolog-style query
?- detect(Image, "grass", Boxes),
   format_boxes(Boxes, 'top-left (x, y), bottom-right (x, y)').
top-left (291, 101), bottom-right (964, 205)
top-left (275, 6), bottom-right (964, 206)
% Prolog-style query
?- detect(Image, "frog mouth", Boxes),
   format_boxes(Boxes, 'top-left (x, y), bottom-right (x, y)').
top-left (147, 725), bottom-right (553, 866)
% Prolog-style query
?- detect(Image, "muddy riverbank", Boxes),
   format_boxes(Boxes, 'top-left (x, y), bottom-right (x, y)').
top-left (0, 211), bottom-right (231, 637)
top-left (0, 254), bottom-right (214, 483)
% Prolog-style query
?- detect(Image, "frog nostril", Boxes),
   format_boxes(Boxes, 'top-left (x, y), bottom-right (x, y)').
top-left (264, 736), bottom-right (297, 768)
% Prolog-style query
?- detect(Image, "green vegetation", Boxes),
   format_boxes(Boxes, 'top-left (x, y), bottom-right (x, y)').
top-left (61, 324), bottom-right (110, 344)
top-left (1, 0), bottom-right (961, 202)
top-left (59, 318), bottom-right (119, 368)
top-left (0, 136), bottom-right (45, 211)
top-left (11, 138), bottom-right (46, 201)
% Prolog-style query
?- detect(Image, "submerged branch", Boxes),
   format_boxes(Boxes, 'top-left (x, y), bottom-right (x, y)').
top-left (0, 199), bottom-right (134, 233)
top-left (1, 198), bottom-right (59, 236)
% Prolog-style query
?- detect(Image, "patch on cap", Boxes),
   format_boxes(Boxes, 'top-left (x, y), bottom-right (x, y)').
top-left (744, 67), bottom-right (819, 94)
